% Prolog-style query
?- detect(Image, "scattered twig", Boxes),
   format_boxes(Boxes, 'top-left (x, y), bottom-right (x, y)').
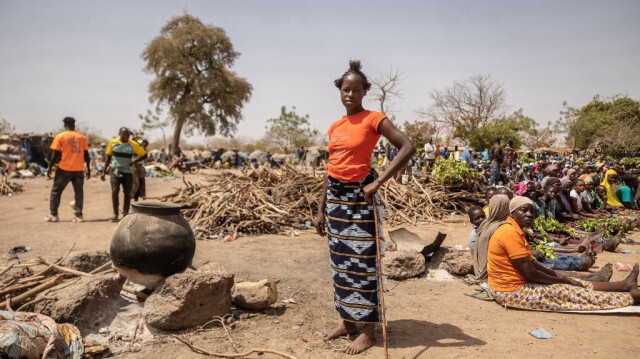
top-left (121, 285), bottom-right (149, 300)
top-left (0, 263), bottom-right (15, 277)
top-left (171, 335), bottom-right (298, 359)
top-left (89, 261), bottom-right (113, 274)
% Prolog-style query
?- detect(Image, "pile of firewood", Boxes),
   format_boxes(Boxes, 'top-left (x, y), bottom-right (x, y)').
top-left (159, 167), bottom-right (483, 238)
top-left (0, 245), bottom-right (142, 311)
top-left (0, 173), bottom-right (23, 196)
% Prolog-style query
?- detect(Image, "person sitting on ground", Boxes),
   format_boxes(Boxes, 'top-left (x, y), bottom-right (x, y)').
top-left (487, 196), bottom-right (640, 311)
top-left (593, 185), bottom-right (609, 211)
top-left (528, 232), bottom-right (596, 273)
top-left (467, 206), bottom-right (486, 254)
top-left (617, 173), bottom-right (639, 210)
top-left (472, 194), bottom-right (510, 282)
top-left (601, 169), bottom-right (624, 208)
top-left (555, 178), bottom-right (579, 222)
top-left (528, 182), bottom-right (546, 219)
top-left (483, 187), bottom-right (497, 214)
top-left (570, 179), bottom-right (600, 218)
top-left (496, 186), bottom-right (513, 199)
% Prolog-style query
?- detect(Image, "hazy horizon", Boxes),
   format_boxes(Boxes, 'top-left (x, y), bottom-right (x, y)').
top-left (1, 0), bottom-right (639, 144)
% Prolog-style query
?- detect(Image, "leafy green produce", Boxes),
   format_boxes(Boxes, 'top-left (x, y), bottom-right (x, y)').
top-left (532, 242), bottom-right (557, 259)
top-left (621, 157), bottom-right (640, 168)
top-left (532, 217), bottom-right (577, 238)
top-left (433, 157), bottom-right (480, 185)
top-left (577, 218), bottom-right (621, 238)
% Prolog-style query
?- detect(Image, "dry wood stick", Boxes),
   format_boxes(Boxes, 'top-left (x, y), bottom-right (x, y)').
top-left (0, 280), bottom-right (45, 297)
top-left (33, 243), bottom-right (76, 277)
top-left (0, 275), bottom-right (64, 309)
top-left (89, 261), bottom-right (113, 274)
top-left (121, 286), bottom-right (149, 300)
top-left (0, 263), bottom-right (15, 277)
top-left (171, 335), bottom-right (298, 359)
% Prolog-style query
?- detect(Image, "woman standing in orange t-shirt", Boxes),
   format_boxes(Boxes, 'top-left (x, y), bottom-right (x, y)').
top-left (315, 60), bottom-right (415, 355)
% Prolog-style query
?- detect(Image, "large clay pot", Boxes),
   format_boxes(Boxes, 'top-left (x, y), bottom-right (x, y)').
top-left (110, 202), bottom-right (195, 288)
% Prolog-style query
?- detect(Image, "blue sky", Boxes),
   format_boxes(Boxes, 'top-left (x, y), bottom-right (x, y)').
top-left (1, 0), bottom-right (639, 143)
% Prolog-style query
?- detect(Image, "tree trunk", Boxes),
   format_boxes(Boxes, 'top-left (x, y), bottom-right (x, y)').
top-left (172, 118), bottom-right (185, 157)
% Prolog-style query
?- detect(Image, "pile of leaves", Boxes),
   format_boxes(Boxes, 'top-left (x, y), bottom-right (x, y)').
top-left (577, 218), bottom-right (622, 238)
top-left (532, 217), bottom-right (577, 238)
top-left (159, 167), bottom-right (484, 237)
top-left (433, 157), bottom-right (481, 186)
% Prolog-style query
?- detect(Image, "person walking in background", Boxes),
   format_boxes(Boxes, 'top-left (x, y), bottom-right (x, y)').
top-left (101, 127), bottom-right (147, 222)
top-left (424, 137), bottom-right (435, 170)
top-left (45, 117), bottom-right (90, 222)
top-left (489, 137), bottom-right (504, 186)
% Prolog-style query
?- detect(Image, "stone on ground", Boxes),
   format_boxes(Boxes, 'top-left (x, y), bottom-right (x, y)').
top-left (143, 272), bottom-right (234, 330)
top-left (198, 262), bottom-right (228, 276)
top-left (383, 250), bottom-right (426, 280)
top-left (232, 278), bottom-right (279, 309)
top-left (32, 273), bottom-right (125, 333)
top-left (441, 250), bottom-right (474, 275)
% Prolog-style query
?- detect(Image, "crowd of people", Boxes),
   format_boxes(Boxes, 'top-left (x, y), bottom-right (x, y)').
top-left (464, 137), bottom-right (640, 312)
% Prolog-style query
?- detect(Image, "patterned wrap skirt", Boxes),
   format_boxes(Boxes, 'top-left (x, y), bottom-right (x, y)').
top-left (326, 170), bottom-right (384, 323)
top-left (491, 279), bottom-right (634, 311)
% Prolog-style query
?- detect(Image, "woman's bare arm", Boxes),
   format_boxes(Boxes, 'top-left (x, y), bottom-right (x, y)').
top-left (363, 118), bottom-right (415, 203)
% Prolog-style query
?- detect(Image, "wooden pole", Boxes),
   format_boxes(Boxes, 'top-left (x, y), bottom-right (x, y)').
top-left (373, 196), bottom-right (389, 359)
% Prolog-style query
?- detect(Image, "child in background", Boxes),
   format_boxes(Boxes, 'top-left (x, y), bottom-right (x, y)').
top-left (467, 206), bottom-right (486, 253)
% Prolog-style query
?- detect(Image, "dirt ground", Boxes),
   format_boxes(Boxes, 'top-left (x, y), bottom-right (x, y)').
top-left (1, 173), bottom-right (640, 358)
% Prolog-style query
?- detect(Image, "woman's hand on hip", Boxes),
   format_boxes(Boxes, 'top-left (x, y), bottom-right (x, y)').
top-left (363, 179), bottom-right (381, 204)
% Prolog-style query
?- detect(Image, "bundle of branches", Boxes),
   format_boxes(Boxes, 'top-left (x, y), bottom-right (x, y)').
top-left (159, 167), bottom-right (483, 238)
top-left (0, 245), bottom-right (141, 312)
top-left (1, 173), bottom-right (23, 196)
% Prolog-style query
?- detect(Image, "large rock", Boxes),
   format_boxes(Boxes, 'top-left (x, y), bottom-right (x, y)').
top-left (383, 250), bottom-right (426, 280)
top-left (198, 262), bottom-right (228, 276)
top-left (441, 250), bottom-right (473, 275)
top-left (143, 272), bottom-right (234, 330)
top-left (232, 278), bottom-right (279, 310)
top-left (60, 251), bottom-right (110, 273)
top-left (32, 273), bottom-right (125, 333)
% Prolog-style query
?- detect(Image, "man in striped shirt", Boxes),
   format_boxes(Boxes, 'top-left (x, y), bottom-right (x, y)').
top-left (101, 127), bottom-right (147, 222)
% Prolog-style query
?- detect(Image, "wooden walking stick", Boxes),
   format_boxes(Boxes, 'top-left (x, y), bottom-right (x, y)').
top-left (372, 195), bottom-right (389, 359)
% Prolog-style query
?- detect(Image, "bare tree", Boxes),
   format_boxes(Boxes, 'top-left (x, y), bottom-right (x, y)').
top-left (522, 127), bottom-right (557, 151)
top-left (418, 74), bottom-right (507, 140)
top-left (0, 118), bottom-right (15, 134)
top-left (139, 108), bottom-right (170, 149)
top-left (370, 66), bottom-right (404, 119)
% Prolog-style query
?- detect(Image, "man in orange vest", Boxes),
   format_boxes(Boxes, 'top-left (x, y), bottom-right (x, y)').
top-left (45, 117), bottom-right (90, 222)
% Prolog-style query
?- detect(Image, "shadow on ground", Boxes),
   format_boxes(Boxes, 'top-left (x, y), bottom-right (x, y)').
top-left (385, 319), bottom-right (485, 358)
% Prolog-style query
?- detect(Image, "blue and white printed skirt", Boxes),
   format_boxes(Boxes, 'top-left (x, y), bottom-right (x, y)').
top-left (326, 170), bottom-right (384, 323)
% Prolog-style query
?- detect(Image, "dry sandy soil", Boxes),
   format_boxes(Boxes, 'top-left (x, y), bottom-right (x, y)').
top-left (1, 173), bottom-right (640, 358)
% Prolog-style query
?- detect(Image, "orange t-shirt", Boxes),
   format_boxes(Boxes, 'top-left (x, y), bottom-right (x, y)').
top-left (326, 110), bottom-right (386, 182)
top-left (487, 216), bottom-right (532, 292)
top-left (50, 130), bottom-right (89, 172)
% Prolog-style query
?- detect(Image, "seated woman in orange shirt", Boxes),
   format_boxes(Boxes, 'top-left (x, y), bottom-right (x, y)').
top-left (487, 196), bottom-right (639, 311)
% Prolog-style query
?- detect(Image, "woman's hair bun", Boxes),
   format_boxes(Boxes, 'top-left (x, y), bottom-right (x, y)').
top-left (349, 60), bottom-right (362, 72)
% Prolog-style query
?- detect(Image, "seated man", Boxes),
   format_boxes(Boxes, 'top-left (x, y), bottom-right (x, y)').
top-left (487, 196), bottom-right (640, 311)
top-left (467, 206), bottom-right (486, 253)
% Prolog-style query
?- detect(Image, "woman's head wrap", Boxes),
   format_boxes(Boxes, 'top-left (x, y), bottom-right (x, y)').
top-left (509, 196), bottom-right (534, 213)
